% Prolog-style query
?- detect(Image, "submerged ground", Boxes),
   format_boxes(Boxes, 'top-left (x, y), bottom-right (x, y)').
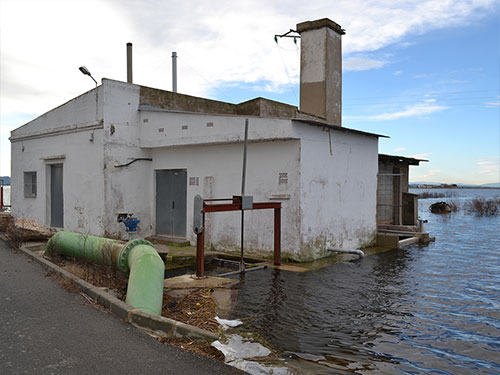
top-left (228, 188), bottom-right (500, 374)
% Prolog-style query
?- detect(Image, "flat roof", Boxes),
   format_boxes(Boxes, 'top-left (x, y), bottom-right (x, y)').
top-left (379, 153), bottom-right (428, 165)
top-left (293, 118), bottom-right (388, 138)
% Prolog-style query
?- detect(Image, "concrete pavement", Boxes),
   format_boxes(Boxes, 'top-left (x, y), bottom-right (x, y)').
top-left (0, 239), bottom-right (241, 374)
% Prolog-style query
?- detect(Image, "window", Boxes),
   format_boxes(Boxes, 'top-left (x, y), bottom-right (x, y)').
top-left (24, 171), bottom-right (37, 198)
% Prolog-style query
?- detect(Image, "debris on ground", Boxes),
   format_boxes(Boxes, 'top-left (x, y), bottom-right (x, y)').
top-left (47, 256), bottom-right (128, 300)
top-left (212, 334), bottom-right (291, 375)
top-left (6, 218), bottom-right (55, 249)
top-left (215, 316), bottom-right (244, 330)
top-left (41, 250), bottom-right (286, 371)
top-left (162, 288), bottom-right (220, 332)
top-left (212, 334), bottom-right (271, 362)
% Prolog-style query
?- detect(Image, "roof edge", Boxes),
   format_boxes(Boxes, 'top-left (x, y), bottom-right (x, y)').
top-left (293, 118), bottom-right (388, 138)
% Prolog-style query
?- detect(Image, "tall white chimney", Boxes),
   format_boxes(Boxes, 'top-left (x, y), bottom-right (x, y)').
top-left (172, 51), bottom-right (177, 92)
top-left (297, 18), bottom-right (345, 126)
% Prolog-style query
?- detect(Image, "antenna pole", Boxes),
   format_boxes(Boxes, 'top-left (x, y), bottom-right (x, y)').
top-left (240, 118), bottom-right (249, 272)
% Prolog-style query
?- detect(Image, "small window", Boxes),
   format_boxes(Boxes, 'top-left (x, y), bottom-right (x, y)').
top-left (24, 171), bottom-right (37, 198)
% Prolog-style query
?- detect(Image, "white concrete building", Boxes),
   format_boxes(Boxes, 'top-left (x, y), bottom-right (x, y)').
top-left (10, 18), bottom-right (384, 260)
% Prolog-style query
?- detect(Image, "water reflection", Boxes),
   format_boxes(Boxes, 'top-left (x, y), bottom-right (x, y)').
top-left (231, 189), bottom-right (500, 374)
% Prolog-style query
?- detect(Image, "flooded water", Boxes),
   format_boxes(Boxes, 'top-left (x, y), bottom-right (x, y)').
top-left (230, 188), bottom-right (500, 374)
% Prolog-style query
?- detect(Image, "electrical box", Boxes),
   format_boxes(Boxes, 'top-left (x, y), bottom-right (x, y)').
top-left (233, 195), bottom-right (254, 210)
top-left (193, 194), bottom-right (203, 234)
top-left (242, 195), bottom-right (253, 210)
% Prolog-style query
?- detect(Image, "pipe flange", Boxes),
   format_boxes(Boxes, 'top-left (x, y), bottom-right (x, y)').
top-left (117, 238), bottom-right (155, 273)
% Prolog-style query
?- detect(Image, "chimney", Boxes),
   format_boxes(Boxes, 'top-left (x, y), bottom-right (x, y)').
top-left (172, 51), bottom-right (177, 92)
top-left (126, 42), bottom-right (133, 84)
top-left (297, 18), bottom-right (345, 126)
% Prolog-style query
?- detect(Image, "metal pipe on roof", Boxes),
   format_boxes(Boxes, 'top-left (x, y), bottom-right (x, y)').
top-left (172, 51), bottom-right (177, 92)
top-left (127, 43), bottom-right (133, 84)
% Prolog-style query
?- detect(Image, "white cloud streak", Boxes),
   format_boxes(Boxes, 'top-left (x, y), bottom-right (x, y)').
top-left (411, 153), bottom-right (432, 160)
top-left (475, 157), bottom-right (500, 176)
top-left (0, 0), bottom-right (496, 118)
top-left (484, 101), bottom-right (500, 107)
top-left (346, 101), bottom-right (449, 121)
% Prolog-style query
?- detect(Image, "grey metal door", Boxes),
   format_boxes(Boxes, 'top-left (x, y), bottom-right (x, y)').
top-left (156, 169), bottom-right (187, 237)
top-left (50, 164), bottom-right (64, 228)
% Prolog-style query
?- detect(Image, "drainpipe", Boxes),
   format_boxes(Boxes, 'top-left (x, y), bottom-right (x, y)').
top-left (45, 231), bottom-right (164, 315)
top-left (327, 247), bottom-right (365, 258)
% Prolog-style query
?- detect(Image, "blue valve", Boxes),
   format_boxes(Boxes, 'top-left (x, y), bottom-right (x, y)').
top-left (123, 217), bottom-right (140, 232)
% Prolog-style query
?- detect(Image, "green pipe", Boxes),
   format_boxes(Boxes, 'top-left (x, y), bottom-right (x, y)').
top-left (45, 231), bottom-right (165, 316)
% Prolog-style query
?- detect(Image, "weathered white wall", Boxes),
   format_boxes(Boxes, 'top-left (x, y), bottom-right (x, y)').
top-left (12, 88), bottom-right (103, 137)
top-left (10, 86), bottom-right (105, 234)
top-left (140, 110), bottom-right (295, 148)
top-left (10, 130), bottom-right (105, 234)
top-left (10, 78), bottom-right (380, 261)
top-left (149, 140), bottom-right (302, 256)
top-left (101, 79), bottom-right (153, 238)
top-left (296, 123), bottom-right (378, 260)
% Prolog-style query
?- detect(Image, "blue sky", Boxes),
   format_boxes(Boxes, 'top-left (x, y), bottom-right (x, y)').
top-left (1, 0), bottom-right (499, 184)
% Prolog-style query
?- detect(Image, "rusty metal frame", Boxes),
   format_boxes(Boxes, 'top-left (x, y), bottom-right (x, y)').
top-left (196, 197), bottom-right (281, 277)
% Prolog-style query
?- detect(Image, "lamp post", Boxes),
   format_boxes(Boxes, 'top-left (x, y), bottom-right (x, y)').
top-left (79, 66), bottom-right (98, 125)
top-left (79, 66), bottom-right (97, 86)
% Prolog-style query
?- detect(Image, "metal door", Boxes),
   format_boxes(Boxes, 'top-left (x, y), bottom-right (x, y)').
top-left (50, 164), bottom-right (64, 228)
top-left (156, 169), bottom-right (187, 237)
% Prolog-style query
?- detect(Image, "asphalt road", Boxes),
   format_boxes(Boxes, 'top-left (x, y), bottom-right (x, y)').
top-left (0, 240), bottom-right (240, 374)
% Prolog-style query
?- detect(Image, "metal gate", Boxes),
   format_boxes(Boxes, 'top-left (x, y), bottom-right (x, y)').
top-left (50, 164), bottom-right (64, 228)
top-left (155, 169), bottom-right (187, 237)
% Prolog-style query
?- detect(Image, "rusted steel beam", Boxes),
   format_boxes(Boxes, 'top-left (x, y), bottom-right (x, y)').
top-left (274, 207), bottom-right (281, 266)
top-left (203, 203), bottom-right (241, 213)
top-left (203, 201), bottom-right (281, 213)
top-left (253, 202), bottom-right (281, 210)
top-left (196, 212), bottom-right (205, 278)
top-left (200, 199), bottom-right (282, 271)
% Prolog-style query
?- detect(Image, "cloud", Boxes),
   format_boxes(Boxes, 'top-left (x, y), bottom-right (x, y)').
top-left (475, 157), bottom-right (500, 175)
top-left (344, 57), bottom-right (387, 71)
top-left (346, 101), bottom-right (449, 121)
top-left (0, 0), bottom-right (496, 119)
top-left (411, 153), bottom-right (432, 160)
top-left (393, 147), bottom-right (406, 152)
top-left (484, 101), bottom-right (500, 107)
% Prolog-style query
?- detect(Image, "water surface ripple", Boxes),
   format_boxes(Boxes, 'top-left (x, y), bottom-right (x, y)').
top-left (231, 189), bottom-right (500, 374)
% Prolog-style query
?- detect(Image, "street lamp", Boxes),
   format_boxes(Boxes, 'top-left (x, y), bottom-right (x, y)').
top-left (79, 66), bottom-right (97, 86)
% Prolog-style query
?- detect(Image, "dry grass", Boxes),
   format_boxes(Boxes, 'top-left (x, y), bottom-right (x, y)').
top-left (162, 288), bottom-right (220, 333)
top-left (465, 198), bottom-right (500, 216)
top-left (48, 256), bottom-right (221, 333)
top-left (47, 255), bottom-right (128, 300)
top-left (447, 199), bottom-right (459, 212)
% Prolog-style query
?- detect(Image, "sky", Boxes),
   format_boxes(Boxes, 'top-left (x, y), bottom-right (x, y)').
top-left (0, 0), bottom-right (499, 185)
